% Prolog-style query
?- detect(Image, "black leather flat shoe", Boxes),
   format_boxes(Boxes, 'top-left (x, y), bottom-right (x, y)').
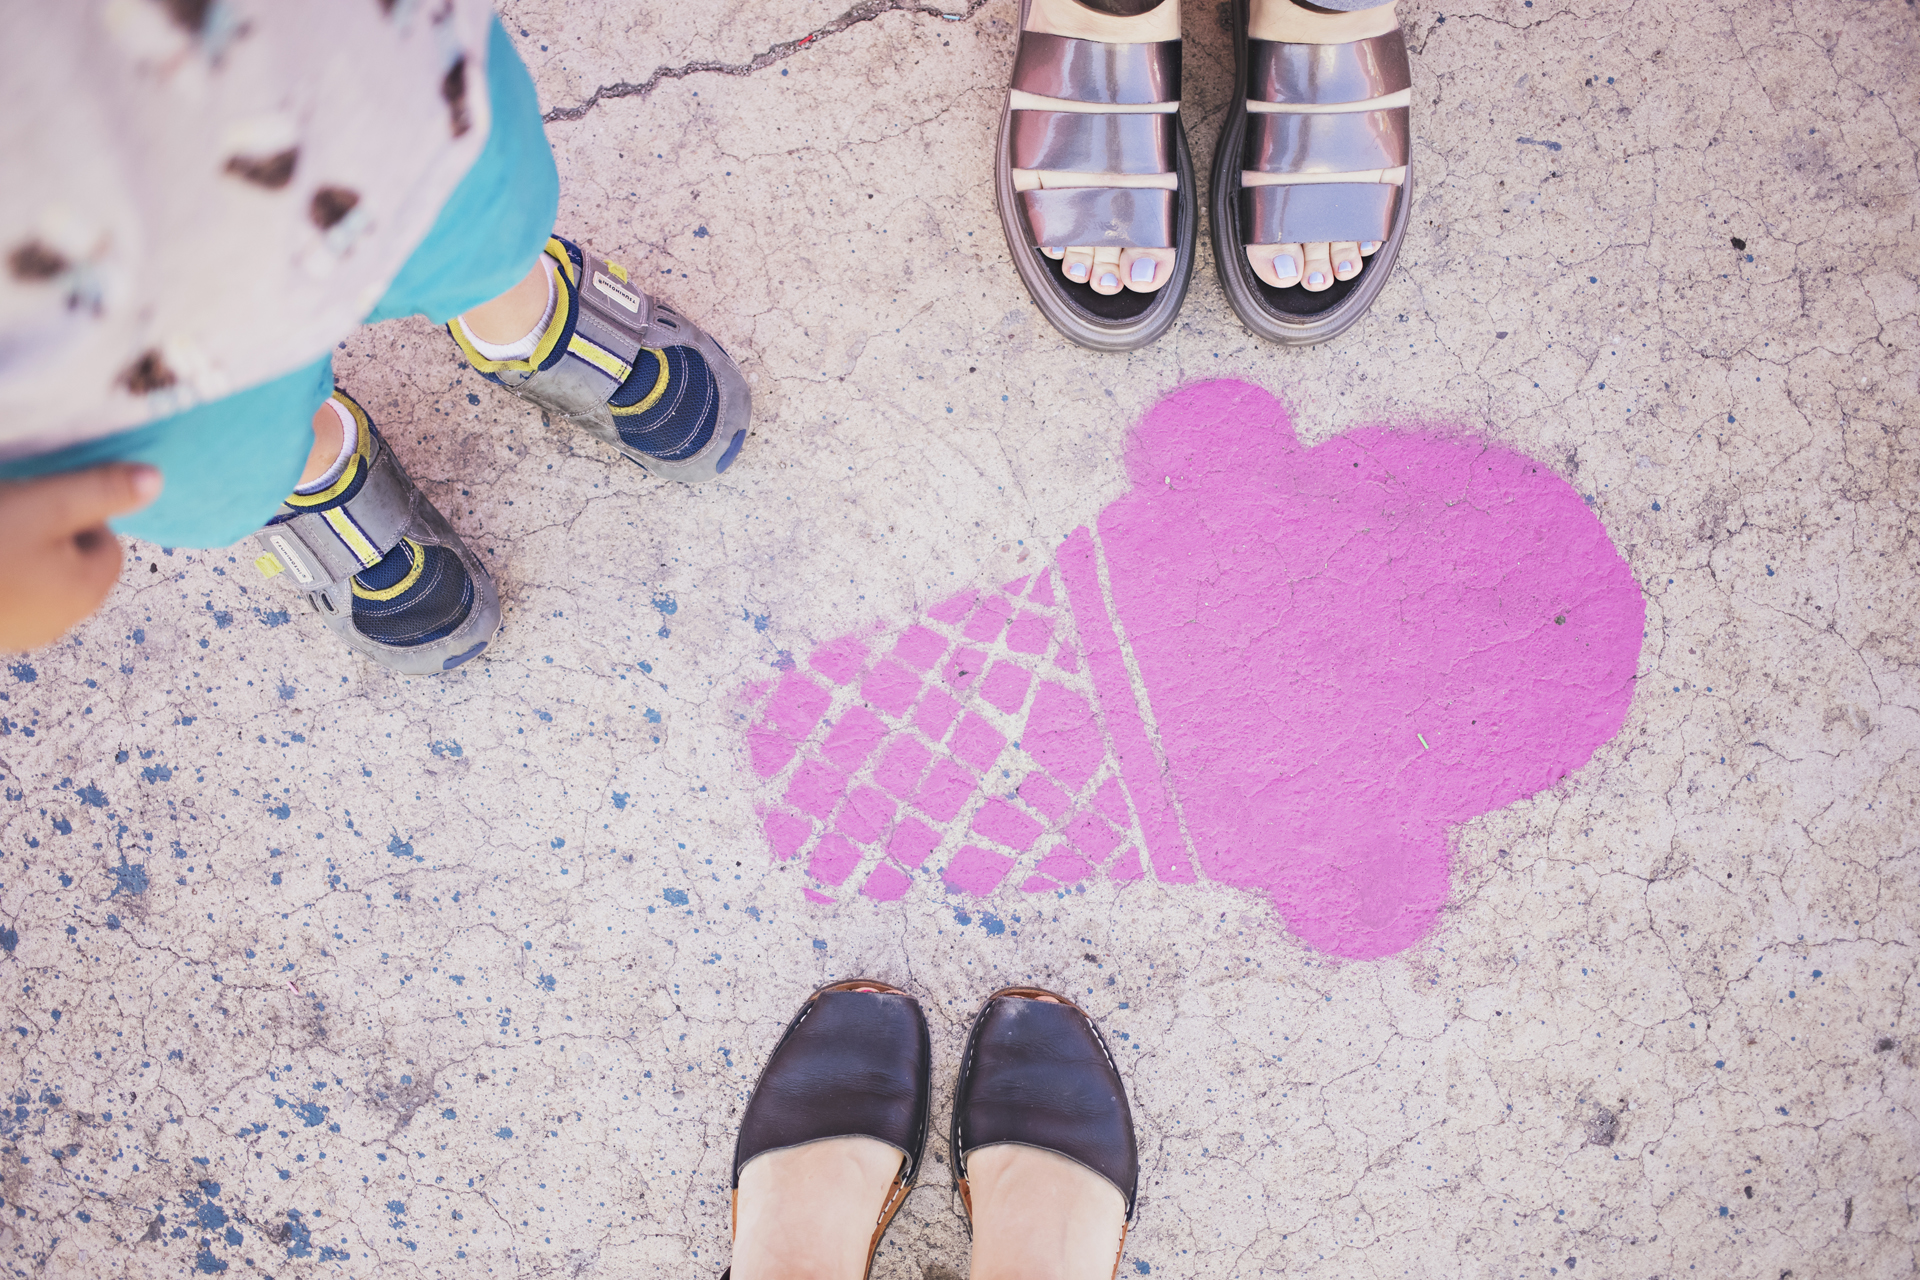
top-left (728, 979), bottom-right (933, 1280)
top-left (950, 986), bottom-right (1139, 1277)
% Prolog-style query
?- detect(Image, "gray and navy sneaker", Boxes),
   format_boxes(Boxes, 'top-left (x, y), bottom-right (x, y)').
top-left (252, 390), bottom-right (500, 675)
top-left (447, 235), bottom-right (751, 482)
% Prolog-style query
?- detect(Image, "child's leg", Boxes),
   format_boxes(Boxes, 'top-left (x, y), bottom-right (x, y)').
top-left (458, 258), bottom-right (553, 348)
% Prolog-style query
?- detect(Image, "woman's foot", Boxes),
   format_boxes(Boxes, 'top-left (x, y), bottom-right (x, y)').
top-left (727, 982), bottom-right (933, 1280)
top-left (965, 999), bottom-right (1128, 1280)
top-left (733, 1136), bottom-right (905, 1280)
top-left (953, 990), bottom-right (1139, 1280)
top-left (1012, 0), bottom-right (1181, 296)
top-left (1241, 0), bottom-right (1405, 291)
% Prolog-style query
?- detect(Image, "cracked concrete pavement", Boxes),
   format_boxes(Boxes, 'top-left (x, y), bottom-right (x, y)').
top-left (3, 0), bottom-right (1918, 1274)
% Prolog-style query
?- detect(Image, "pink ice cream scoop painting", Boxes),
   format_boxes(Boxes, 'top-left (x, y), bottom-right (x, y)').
top-left (742, 380), bottom-right (1644, 960)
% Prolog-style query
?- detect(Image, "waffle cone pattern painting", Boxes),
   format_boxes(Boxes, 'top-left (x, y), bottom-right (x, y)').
top-left (743, 380), bottom-right (1646, 958)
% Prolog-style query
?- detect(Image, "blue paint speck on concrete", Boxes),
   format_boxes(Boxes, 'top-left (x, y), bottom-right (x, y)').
top-left (388, 833), bottom-right (415, 858)
top-left (612, 792), bottom-right (629, 809)
top-left (107, 859), bottom-right (149, 899)
top-left (664, 888), bottom-right (690, 906)
top-left (273, 1096), bottom-right (328, 1127)
top-left (268, 802), bottom-right (291, 820)
top-left (75, 783), bottom-right (108, 807)
top-left (8, 663), bottom-right (35, 683)
top-left (812, 939), bottom-right (827, 950)
top-left (496, 1127), bottom-right (514, 1139)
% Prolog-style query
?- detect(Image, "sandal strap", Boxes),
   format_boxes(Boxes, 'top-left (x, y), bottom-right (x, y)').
top-left (1238, 181), bottom-right (1396, 245)
top-left (448, 237), bottom-right (676, 422)
top-left (952, 993), bottom-right (1139, 1219)
top-left (731, 988), bottom-right (933, 1188)
top-left (1019, 187), bottom-right (1176, 250)
top-left (1248, 30), bottom-right (1409, 105)
top-left (1010, 110), bottom-right (1176, 175)
top-left (259, 425), bottom-right (413, 590)
top-left (1242, 106), bottom-right (1408, 174)
top-left (1012, 33), bottom-right (1181, 105)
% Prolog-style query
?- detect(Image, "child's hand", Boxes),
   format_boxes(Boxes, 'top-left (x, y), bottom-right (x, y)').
top-left (0, 464), bottom-right (162, 653)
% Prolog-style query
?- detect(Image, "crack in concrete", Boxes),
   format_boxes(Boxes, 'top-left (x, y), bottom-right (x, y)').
top-left (543, 0), bottom-right (995, 124)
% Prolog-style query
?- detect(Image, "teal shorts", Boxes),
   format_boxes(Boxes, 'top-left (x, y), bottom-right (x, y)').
top-left (0, 17), bottom-right (560, 549)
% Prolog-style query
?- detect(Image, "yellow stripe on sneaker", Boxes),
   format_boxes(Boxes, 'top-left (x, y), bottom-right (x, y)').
top-left (349, 539), bottom-right (427, 601)
top-left (567, 332), bottom-right (632, 383)
top-left (324, 507), bottom-right (382, 568)
top-left (609, 349), bottom-right (671, 417)
top-left (283, 393), bottom-right (372, 509)
top-left (545, 237), bottom-right (577, 286)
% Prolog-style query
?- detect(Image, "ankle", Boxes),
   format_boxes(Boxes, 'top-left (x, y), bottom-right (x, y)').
top-left (457, 255), bottom-right (556, 351)
top-left (296, 397), bottom-right (357, 491)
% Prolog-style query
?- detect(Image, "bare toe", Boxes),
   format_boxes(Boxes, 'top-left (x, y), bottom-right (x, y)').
top-left (1359, 238), bottom-right (1382, 257)
top-left (1331, 242), bottom-right (1362, 281)
top-left (1089, 247), bottom-right (1124, 294)
top-left (1119, 248), bottom-right (1175, 293)
top-left (1246, 242), bottom-right (1304, 288)
top-left (1301, 242), bottom-right (1334, 291)
top-left (1040, 245), bottom-right (1065, 261)
top-left (1061, 246), bottom-right (1094, 285)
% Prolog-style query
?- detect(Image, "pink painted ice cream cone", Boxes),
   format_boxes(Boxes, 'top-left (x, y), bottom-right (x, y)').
top-left (742, 381), bottom-right (1644, 959)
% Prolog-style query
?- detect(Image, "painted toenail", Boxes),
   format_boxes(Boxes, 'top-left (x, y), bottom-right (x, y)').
top-left (1308, 271), bottom-right (1325, 286)
top-left (1067, 262), bottom-right (1088, 280)
top-left (1277, 255), bottom-right (1297, 278)
top-left (1048, 247), bottom-right (1062, 255)
top-left (1130, 259), bottom-right (1155, 283)
top-left (1100, 272), bottom-right (1119, 289)
top-left (1362, 241), bottom-right (1379, 252)
top-left (1338, 261), bottom-right (1354, 274)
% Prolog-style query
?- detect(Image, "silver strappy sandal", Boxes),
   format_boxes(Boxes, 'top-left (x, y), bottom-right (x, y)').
top-left (995, 0), bottom-right (1197, 352)
top-left (1211, 0), bottom-right (1413, 344)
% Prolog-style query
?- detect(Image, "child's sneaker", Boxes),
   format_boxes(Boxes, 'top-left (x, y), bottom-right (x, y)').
top-left (252, 390), bottom-right (500, 674)
top-left (448, 236), bottom-right (751, 483)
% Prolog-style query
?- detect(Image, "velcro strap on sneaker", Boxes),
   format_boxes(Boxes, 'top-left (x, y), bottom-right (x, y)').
top-left (1242, 106), bottom-right (1409, 174)
top-left (262, 446), bottom-right (415, 588)
top-left (1248, 31), bottom-right (1410, 105)
top-left (1238, 181), bottom-right (1397, 245)
top-left (1010, 110), bottom-right (1177, 174)
top-left (1011, 33), bottom-right (1181, 105)
top-left (1019, 187), bottom-right (1177, 249)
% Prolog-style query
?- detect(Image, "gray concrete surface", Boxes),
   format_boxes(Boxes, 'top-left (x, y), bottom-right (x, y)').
top-left (3, 0), bottom-right (1918, 1275)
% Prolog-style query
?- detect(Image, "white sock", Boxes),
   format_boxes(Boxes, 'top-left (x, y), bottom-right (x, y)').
top-left (294, 397), bottom-right (360, 495)
top-left (456, 255), bottom-right (557, 361)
